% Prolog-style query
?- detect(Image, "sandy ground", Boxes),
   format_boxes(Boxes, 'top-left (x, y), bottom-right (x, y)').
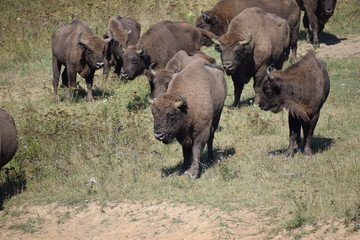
top-left (1, 34), bottom-right (360, 240)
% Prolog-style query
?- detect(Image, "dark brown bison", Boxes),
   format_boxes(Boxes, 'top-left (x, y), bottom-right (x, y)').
top-left (259, 50), bottom-right (330, 157)
top-left (103, 15), bottom-right (141, 79)
top-left (196, 0), bottom-right (300, 60)
top-left (207, 7), bottom-right (290, 107)
top-left (0, 109), bottom-right (17, 169)
top-left (148, 50), bottom-right (218, 98)
top-left (52, 19), bottom-right (112, 101)
top-left (295, 0), bottom-right (337, 47)
top-left (121, 20), bottom-right (211, 81)
top-left (148, 60), bottom-right (227, 179)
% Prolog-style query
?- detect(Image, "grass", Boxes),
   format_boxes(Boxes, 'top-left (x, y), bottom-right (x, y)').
top-left (0, 0), bottom-right (360, 237)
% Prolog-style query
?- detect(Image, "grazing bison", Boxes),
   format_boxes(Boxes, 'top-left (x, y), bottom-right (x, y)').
top-left (208, 7), bottom-right (290, 107)
top-left (196, 0), bottom-right (300, 60)
top-left (121, 20), bottom-right (211, 81)
top-left (295, 0), bottom-right (337, 47)
top-left (259, 50), bottom-right (330, 157)
top-left (148, 50), bottom-right (218, 98)
top-left (148, 60), bottom-right (227, 179)
top-left (0, 109), bottom-right (17, 169)
top-left (103, 15), bottom-right (141, 79)
top-left (52, 19), bottom-right (112, 101)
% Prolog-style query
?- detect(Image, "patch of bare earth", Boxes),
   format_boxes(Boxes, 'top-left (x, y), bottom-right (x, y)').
top-left (1, 202), bottom-right (359, 240)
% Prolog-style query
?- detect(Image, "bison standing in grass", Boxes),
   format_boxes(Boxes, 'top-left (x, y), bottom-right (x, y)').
top-left (120, 20), bottom-right (211, 81)
top-left (103, 15), bottom-right (141, 79)
top-left (295, 0), bottom-right (337, 47)
top-left (148, 60), bottom-right (227, 179)
top-left (196, 0), bottom-right (300, 60)
top-left (0, 109), bottom-right (17, 169)
top-left (52, 19), bottom-right (112, 101)
top-left (205, 7), bottom-right (290, 107)
top-left (259, 50), bottom-right (330, 157)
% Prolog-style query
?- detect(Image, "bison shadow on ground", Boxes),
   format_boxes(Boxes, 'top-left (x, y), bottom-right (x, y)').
top-left (58, 85), bottom-right (115, 102)
top-left (161, 147), bottom-right (236, 178)
top-left (226, 97), bottom-right (256, 109)
top-left (0, 167), bottom-right (27, 210)
top-left (298, 30), bottom-right (347, 46)
top-left (267, 137), bottom-right (334, 156)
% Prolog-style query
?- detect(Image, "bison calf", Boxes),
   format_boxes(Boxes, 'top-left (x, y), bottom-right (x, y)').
top-left (149, 60), bottom-right (227, 178)
top-left (259, 51), bottom-right (330, 157)
top-left (0, 109), bottom-right (17, 169)
top-left (52, 19), bottom-right (112, 101)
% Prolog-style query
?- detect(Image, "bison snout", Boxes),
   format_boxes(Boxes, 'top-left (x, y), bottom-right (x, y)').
top-left (154, 131), bottom-right (165, 141)
top-left (223, 62), bottom-right (235, 74)
top-left (325, 9), bottom-right (333, 16)
top-left (96, 62), bottom-right (104, 69)
top-left (121, 73), bottom-right (129, 79)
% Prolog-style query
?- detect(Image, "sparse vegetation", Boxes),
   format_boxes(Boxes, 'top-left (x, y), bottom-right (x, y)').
top-left (0, 0), bottom-right (360, 238)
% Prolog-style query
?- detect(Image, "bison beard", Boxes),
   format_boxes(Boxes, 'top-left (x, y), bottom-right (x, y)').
top-left (259, 51), bottom-right (330, 157)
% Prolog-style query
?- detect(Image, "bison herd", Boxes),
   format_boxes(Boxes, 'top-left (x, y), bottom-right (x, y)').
top-left (1, 0), bottom-right (337, 179)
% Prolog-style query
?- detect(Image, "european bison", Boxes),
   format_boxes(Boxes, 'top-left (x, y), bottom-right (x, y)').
top-left (121, 20), bottom-right (211, 81)
top-left (52, 19), bottom-right (112, 101)
top-left (207, 7), bottom-right (290, 107)
top-left (103, 15), bottom-right (141, 79)
top-left (295, 0), bottom-right (337, 47)
top-left (259, 50), bottom-right (330, 157)
top-left (148, 60), bottom-right (227, 179)
top-left (148, 50), bottom-right (218, 98)
top-left (0, 109), bottom-right (17, 169)
top-left (196, 0), bottom-right (300, 60)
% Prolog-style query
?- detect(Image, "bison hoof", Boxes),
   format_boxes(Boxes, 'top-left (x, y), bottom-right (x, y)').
top-left (184, 170), bottom-right (199, 179)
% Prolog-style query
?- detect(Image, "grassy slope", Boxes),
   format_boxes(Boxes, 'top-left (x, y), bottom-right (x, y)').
top-left (0, 0), bottom-right (359, 235)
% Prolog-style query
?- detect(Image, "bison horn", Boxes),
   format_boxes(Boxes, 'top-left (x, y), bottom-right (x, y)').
top-left (136, 44), bottom-right (144, 55)
top-left (149, 63), bottom-right (156, 75)
top-left (202, 10), bottom-right (211, 24)
top-left (174, 95), bottom-right (187, 108)
top-left (147, 94), bottom-right (155, 105)
top-left (78, 32), bottom-right (89, 46)
top-left (211, 36), bottom-right (221, 45)
top-left (104, 29), bottom-right (113, 43)
top-left (239, 32), bottom-right (252, 46)
top-left (266, 66), bottom-right (275, 81)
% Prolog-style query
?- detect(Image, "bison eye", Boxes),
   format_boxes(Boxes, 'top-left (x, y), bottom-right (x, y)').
top-left (168, 111), bottom-right (176, 120)
top-left (132, 58), bottom-right (139, 64)
top-left (86, 49), bottom-right (94, 55)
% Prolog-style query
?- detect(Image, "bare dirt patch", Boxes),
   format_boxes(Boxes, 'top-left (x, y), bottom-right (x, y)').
top-left (297, 33), bottom-right (360, 59)
top-left (1, 202), bottom-right (359, 240)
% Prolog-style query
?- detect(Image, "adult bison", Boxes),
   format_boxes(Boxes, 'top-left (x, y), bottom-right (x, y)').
top-left (148, 50), bottom-right (218, 98)
top-left (121, 20), bottom-right (211, 81)
top-left (103, 15), bottom-right (141, 79)
top-left (148, 60), bottom-right (227, 179)
top-left (0, 109), bottom-right (17, 169)
top-left (295, 0), bottom-right (337, 47)
top-left (207, 7), bottom-right (290, 107)
top-left (196, 0), bottom-right (300, 60)
top-left (259, 50), bottom-right (330, 157)
top-left (52, 19), bottom-right (112, 101)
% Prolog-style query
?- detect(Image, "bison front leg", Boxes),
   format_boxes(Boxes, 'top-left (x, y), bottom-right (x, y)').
top-left (232, 76), bottom-right (244, 107)
top-left (302, 113), bottom-right (320, 156)
top-left (286, 114), bottom-right (301, 157)
top-left (182, 145), bottom-right (192, 173)
top-left (185, 132), bottom-right (209, 179)
top-left (303, 13), bottom-right (312, 44)
top-left (52, 57), bottom-right (61, 101)
top-left (66, 66), bottom-right (77, 102)
top-left (306, 11), bottom-right (320, 47)
top-left (85, 71), bottom-right (95, 102)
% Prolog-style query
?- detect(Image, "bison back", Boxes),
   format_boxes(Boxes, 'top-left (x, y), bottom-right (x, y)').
top-left (0, 109), bottom-right (17, 168)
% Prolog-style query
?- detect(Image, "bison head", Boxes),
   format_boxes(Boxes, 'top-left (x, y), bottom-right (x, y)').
top-left (214, 32), bottom-right (252, 75)
top-left (258, 66), bottom-right (284, 113)
top-left (149, 94), bottom-right (187, 144)
top-left (319, 0), bottom-right (337, 17)
top-left (121, 44), bottom-right (149, 80)
top-left (148, 65), bottom-right (175, 99)
top-left (196, 10), bottom-right (227, 36)
top-left (78, 32), bottom-right (112, 70)
top-left (106, 29), bottom-right (131, 60)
